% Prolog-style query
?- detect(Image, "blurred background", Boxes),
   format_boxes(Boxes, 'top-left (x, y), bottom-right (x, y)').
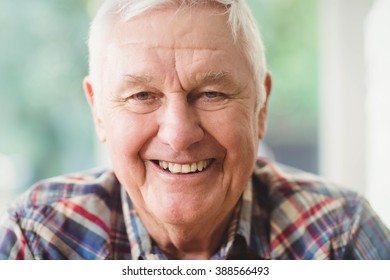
top-left (0, 0), bottom-right (389, 227)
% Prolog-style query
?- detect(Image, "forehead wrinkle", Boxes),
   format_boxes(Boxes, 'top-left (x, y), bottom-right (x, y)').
top-left (115, 39), bottom-right (220, 52)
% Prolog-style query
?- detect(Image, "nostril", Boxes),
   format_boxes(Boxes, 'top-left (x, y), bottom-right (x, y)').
top-left (156, 104), bottom-right (204, 152)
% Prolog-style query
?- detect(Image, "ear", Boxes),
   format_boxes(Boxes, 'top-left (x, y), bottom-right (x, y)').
top-left (83, 76), bottom-right (106, 142)
top-left (258, 72), bottom-right (272, 139)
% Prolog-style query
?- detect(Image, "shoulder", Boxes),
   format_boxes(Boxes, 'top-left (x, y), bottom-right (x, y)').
top-left (1, 167), bottom-right (121, 259)
top-left (252, 159), bottom-right (369, 259)
top-left (253, 159), bottom-right (362, 210)
top-left (10, 167), bottom-right (119, 214)
top-left (5, 166), bottom-right (122, 227)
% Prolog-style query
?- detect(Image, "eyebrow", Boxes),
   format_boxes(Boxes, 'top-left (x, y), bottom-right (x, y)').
top-left (197, 71), bottom-right (233, 84)
top-left (122, 71), bottom-right (240, 90)
top-left (123, 74), bottom-right (153, 84)
top-left (197, 71), bottom-right (241, 91)
top-left (199, 70), bottom-right (228, 80)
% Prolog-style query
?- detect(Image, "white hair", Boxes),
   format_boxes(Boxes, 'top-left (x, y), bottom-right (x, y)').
top-left (88, 0), bottom-right (268, 108)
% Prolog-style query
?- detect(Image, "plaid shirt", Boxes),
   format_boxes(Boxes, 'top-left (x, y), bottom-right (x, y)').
top-left (1, 159), bottom-right (389, 259)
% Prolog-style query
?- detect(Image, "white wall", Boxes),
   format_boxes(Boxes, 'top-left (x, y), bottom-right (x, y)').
top-left (365, 0), bottom-right (390, 228)
top-left (319, 0), bottom-right (390, 228)
top-left (318, 0), bottom-right (372, 195)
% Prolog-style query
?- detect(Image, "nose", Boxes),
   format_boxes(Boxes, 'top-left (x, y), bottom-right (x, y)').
top-left (157, 97), bottom-right (204, 152)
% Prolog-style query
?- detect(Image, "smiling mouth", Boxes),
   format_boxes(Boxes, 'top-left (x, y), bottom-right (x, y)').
top-left (152, 159), bottom-right (213, 174)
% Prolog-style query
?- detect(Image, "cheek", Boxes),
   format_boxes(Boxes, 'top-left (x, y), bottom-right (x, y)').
top-left (103, 111), bottom-right (157, 179)
top-left (204, 107), bottom-right (258, 192)
top-left (202, 107), bottom-right (259, 159)
top-left (106, 111), bottom-right (154, 149)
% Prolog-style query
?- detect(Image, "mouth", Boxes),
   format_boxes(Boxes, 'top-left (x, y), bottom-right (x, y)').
top-left (151, 159), bottom-right (214, 174)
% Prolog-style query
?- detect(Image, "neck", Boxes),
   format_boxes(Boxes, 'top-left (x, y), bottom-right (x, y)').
top-left (137, 208), bottom-right (235, 260)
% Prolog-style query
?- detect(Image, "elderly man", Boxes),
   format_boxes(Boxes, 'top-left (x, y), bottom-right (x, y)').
top-left (0, 0), bottom-right (389, 260)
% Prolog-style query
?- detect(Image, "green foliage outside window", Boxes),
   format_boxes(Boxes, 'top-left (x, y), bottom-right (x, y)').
top-left (248, 0), bottom-right (319, 171)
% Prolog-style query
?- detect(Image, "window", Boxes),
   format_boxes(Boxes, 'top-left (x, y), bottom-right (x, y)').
top-left (248, 0), bottom-right (319, 173)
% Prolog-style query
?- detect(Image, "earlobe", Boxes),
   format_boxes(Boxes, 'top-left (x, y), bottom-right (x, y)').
top-left (258, 73), bottom-right (272, 139)
top-left (83, 77), bottom-right (107, 142)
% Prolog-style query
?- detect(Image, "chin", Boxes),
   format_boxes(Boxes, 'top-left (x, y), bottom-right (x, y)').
top-left (149, 198), bottom-right (215, 226)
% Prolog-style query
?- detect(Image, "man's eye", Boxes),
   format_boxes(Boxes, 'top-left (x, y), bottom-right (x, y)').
top-left (124, 92), bottom-right (162, 114)
top-left (190, 91), bottom-right (229, 111)
top-left (203, 92), bottom-right (223, 99)
top-left (132, 92), bottom-right (154, 101)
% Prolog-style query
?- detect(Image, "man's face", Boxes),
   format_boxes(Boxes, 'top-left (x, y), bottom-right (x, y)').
top-left (86, 5), bottom-right (268, 226)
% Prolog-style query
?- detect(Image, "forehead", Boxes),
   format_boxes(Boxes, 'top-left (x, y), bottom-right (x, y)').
top-left (102, 6), bottom-right (250, 86)
top-left (112, 5), bottom-right (234, 48)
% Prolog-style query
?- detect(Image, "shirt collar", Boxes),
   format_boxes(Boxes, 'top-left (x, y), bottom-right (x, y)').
top-left (236, 180), bottom-right (253, 245)
top-left (216, 177), bottom-right (272, 260)
top-left (209, 180), bottom-right (252, 259)
top-left (120, 187), bottom-right (157, 260)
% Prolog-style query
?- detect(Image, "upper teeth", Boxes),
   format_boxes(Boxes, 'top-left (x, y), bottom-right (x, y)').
top-left (159, 160), bottom-right (211, 174)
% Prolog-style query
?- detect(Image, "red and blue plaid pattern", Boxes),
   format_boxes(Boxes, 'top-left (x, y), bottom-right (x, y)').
top-left (0, 160), bottom-right (389, 259)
